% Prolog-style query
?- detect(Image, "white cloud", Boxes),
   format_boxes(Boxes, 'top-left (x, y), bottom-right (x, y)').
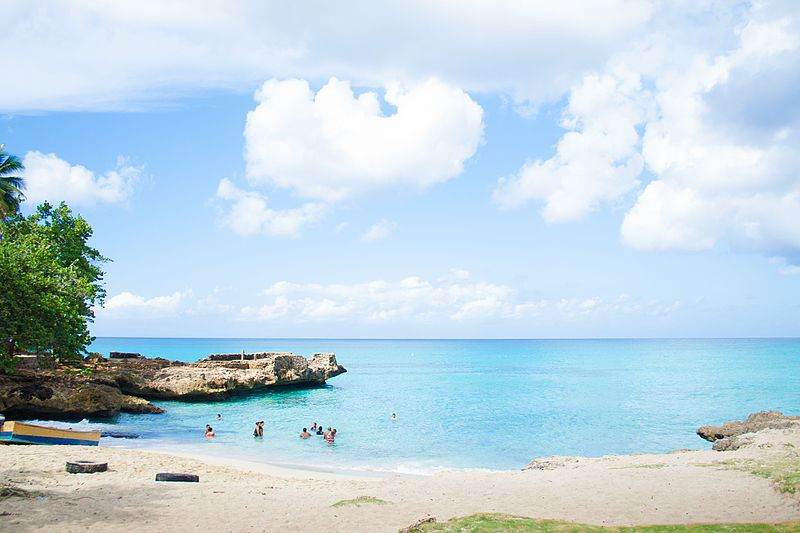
top-left (103, 291), bottom-right (184, 318)
top-left (240, 275), bottom-right (680, 324)
top-left (495, 3), bottom-right (800, 266)
top-left (244, 78), bottom-right (484, 201)
top-left (1, 1), bottom-right (652, 112)
top-left (494, 65), bottom-right (651, 222)
top-left (215, 178), bottom-right (328, 237)
top-left (23, 151), bottom-right (139, 206)
top-left (361, 219), bottom-right (396, 242)
top-left (100, 288), bottom-right (234, 318)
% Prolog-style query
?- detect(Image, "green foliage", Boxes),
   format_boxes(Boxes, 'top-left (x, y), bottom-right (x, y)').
top-left (695, 456), bottom-right (800, 494)
top-left (0, 202), bottom-right (107, 367)
top-left (406, 513), bottom-right (800, 532)
top-left (331, 496), bottom-right (388, 507)
top-left (0, 145), bottom-right (25, 218)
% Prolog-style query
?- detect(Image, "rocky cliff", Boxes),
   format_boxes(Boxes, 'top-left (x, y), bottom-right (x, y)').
top-left (0, 351), bottom-right (346, 418)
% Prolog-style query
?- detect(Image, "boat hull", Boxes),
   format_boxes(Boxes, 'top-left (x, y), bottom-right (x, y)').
top-left (0, 421), bottom-right (100, 446)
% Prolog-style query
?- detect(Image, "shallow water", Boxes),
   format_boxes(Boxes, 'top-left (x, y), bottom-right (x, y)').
top-left (38, 337), bottom-right (800, 473)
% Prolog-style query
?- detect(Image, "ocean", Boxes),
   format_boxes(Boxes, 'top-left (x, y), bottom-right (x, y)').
top-left (38, 337), bottom-right (800, 473)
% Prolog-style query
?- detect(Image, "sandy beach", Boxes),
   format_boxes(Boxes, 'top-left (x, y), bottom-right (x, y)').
top-left (2, 426), bottom-right (799, 532)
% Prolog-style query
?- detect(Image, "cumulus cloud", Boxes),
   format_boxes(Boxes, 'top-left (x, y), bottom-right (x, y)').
top-left (23, 152), bottom-right (139, 206)
top-left (240, 275), bottom-right (680, 323)
top-left (103, 291), bottom-right (185, 318)
top-left (361, 219), bottom-right (396, 242)
top-left (496, 3), bottom-right (800, 266)
top-left (244, 78), bottom-right (484, 201)
top-left (100, 288), bottom-right (234, 319)
top-left (1, 1), bottom-right (651, 111)
top-left (215, 178), bottom-right (328, 237)
top-left (494, 66), bottom-right (651, 222)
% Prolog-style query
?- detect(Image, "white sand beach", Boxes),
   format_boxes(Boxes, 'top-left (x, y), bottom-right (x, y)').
top-left (2, 426), bottom-right (799, 532)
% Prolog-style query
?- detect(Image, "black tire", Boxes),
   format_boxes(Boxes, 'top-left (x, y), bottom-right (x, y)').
top-left (66, 460), bottom-right (108, 474)
top-left (155, 473), bottom-right (199, 482)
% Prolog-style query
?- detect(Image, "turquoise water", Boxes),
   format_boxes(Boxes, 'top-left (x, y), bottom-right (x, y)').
top-left (49, 338), bottom-right (800, 472)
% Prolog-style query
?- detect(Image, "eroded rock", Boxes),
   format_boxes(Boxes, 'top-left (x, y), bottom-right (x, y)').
top-left (102, 352), bottom-right (346, 400)
top-left (0, 372), bottom-right (162, 418)
top-left (697, 411), bottom-right (800, 443)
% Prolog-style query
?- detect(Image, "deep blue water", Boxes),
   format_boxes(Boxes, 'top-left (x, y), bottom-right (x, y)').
top-left (44, 337), bottom-right (800, 472)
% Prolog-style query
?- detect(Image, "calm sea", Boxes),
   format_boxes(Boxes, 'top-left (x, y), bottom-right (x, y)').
top-left (38, 337), bottom-right (800, 473)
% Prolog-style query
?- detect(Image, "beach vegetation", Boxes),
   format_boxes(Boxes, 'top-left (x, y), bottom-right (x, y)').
top-left (694, 456), bottom-right (800, 494)
top-left (0, 201), bottom-right (107, 366)
top-left (332, 495), bottom-right (389, 507)
top-left (406, 513), bottom-right (800, 532)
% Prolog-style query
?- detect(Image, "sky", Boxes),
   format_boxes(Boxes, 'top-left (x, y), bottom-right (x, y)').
top-left (3, 0), bottom-right (800, 338)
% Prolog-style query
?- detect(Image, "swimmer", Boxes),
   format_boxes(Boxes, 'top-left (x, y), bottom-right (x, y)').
top-left (205, 425), bottom-right (215, 438)
top-left (300, 428), bottom-right (311, 439)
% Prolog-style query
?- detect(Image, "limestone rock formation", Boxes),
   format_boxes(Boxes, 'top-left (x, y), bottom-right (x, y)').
top-left (103, 351), bottom-right (346, 400)
top-left (697, 411), bottom-right (800, 443)
top-left (0, 351), bottom-right (346, 418)
top-left (0, 372), bottom-right (164, 418)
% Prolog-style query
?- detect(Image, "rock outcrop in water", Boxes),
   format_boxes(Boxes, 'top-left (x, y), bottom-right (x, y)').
top-left (697, 411), bottom-right (800, 443)
top-left (104, 351), bottom-right (346, 400)
top-left (0, 351), bottom-right (346, 418)
top-left (0, 371), bottom-right (165, 418)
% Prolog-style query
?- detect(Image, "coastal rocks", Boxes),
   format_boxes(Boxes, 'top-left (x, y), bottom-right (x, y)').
top-left (109, 352), bottom-right (143, 359)
top-left (697, 411), bottom-right (800, 443)
top-left (711, 436), bottom-right (749, 451)
top-left (0, 351), bottom-right (345, 418)
top-left (523, 456), bottom-right (580, 471)
top-left (104, 351), bottom-right (346, 400)
top-left (0, 372), bottom-right (163, 418)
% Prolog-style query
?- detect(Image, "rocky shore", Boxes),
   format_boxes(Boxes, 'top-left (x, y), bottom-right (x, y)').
top-left (0, 351), bottom-right (346, 418)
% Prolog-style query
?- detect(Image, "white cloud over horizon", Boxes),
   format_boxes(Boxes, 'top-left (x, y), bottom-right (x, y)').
top-left (241, 276), bottom-right (681, 324)
top-left (103, 291), bottom-right (185, 318)
top-left (244, 78), bottom-right (484, 202)
top-left (97, 275), bottom-right (682, 326)
top-left (22, 151), bottom-right (139, 206)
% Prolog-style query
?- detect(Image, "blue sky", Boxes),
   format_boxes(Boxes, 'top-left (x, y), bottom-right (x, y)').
top-left (3, 1), bottom-right (799, 338)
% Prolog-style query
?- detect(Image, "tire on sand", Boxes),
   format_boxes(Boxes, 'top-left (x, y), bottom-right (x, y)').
top-left (155, 473), bottom-right (199, 482)
top-left (66, 460), bottom-right (108, 474)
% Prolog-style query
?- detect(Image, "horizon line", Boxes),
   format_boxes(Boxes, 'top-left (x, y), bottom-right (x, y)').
top-left (91, 335), bottom-right (800, 341)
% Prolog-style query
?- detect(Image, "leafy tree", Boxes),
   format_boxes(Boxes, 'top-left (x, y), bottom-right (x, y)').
top-left (0, 145), bottom-right (25, 218)
top-left (0, 202), bottom-right (107, 365)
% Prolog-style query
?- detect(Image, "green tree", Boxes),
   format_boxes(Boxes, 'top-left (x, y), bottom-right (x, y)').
top-left (0, 202), bottom-right (107, 365)
top-left (0, 145), bottom-right (25, 218)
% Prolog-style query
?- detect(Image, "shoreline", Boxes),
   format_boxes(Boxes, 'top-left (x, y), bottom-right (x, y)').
top-left (2, 425), bottom-right (799, 532)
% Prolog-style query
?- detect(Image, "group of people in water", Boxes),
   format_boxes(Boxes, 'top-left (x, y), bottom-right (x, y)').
top-left (301, 422), bottom-right (337, 443)
top-left (203, 413), bottom-right (338, 444)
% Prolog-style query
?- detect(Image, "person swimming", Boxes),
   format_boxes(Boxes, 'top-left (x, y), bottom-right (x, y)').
top-left (325, 428), bottom-right (335, 444)
top-left (205, 425), bottom-right (215, 438)
top-left (316, 426), bottom-right (324, 435)
top-left (390, 413), bottom-right (397, 421)
top-left (310, 422), bottom-right (318, 432)
top-left (216, 413), bottom-right (222, 421)
top-left (253, 421), bottom-right (264, 437)
top-left (300, 428), bottom-right (311, 439)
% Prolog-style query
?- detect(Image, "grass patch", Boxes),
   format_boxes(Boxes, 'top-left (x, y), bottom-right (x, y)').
top-left (693, 456), bottom-right (800, 494)
top-left (619, 463), bottom-right (667, 470)
top-left (405, 513), bottom-right (800, 532)
top-left (331, 495), bottom-right (388, 508)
